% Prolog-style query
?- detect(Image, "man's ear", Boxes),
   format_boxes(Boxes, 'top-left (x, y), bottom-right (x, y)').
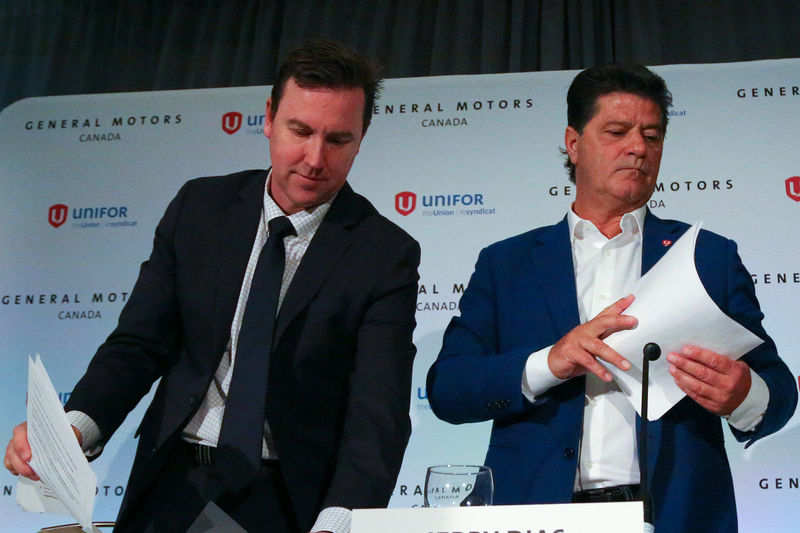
top-left (564, 125), bottom-right (580, 165)
top-left (263, 98), bottom-right (274, 139)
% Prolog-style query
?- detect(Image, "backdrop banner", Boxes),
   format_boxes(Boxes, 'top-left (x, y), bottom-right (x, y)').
top-left (2, 58), bottom-right (798, 531)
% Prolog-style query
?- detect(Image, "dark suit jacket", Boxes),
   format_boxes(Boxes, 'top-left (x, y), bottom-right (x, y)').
top-left (66, 169), bottom-right (420, 531)
top-left (427, 211), bottom-right (796, 533)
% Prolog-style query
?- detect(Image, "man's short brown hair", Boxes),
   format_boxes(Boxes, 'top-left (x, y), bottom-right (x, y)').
top-left (270, 38), bottom-right (383, 134)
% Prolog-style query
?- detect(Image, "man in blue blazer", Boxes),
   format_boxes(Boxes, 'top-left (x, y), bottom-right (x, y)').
top-left (5, 40), bottom-right (419, 533)
top-left (427, 64), bottom-right (796, 533)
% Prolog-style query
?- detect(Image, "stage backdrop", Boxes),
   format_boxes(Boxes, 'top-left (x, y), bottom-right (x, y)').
top-left (1, 58), bottom-right (798, 531)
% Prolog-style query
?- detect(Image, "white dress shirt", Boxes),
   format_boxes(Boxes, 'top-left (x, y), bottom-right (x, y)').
top-left (521, 205), bottom-right (769, 491)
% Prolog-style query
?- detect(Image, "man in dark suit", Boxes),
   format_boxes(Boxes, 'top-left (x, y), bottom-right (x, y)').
top-left (427, 64), bottom-right (796, 532)
top-left (5, 39), bottom-right (419, 533)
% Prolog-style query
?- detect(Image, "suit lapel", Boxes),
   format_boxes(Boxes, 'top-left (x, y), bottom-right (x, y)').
top-left (211, 173), bottom-right (267, 359)
top-left (528, 217), bottom-right (581, 337)
top-left (273, 183), bottom-right (365, 343)
top-left (641, 210), bottom-right (686, 276)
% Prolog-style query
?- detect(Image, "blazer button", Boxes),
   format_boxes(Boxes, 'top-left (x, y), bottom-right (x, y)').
top-left (188, 395), bottom-right (198, 405)
top-left (563, 447), bottom-right (575, 459)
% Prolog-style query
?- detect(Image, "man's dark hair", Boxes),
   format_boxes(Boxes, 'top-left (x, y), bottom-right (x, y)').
top-left (270, 38), bottom-right (383, 134)
top-left (562, 63), bottom-right (673, 182)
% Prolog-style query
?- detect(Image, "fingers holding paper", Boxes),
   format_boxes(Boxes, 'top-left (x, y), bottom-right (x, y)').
top-left (548, 294), bottom-right (637, 382)
top-left (4, 421), bottom-right (84, 481)
top-left (667, 345), bottom-right (752, 416)
top-left (4, 422), bottom-right (38, 480)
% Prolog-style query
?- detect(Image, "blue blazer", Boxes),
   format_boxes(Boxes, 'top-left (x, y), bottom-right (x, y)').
top-left (427, 211), bottom-right (796, 533)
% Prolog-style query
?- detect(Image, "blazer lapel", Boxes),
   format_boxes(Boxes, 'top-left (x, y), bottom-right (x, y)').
top-left (273, 183), bottom-right (364, 343)
top-left (641, 210), bottom-right (686, 276)
top-left (528, 216), bottom-right (581, 337)
top-left (211, 173), bottom-right (266, 359)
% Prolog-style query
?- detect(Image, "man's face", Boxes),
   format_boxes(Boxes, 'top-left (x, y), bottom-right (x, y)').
top-left (565, 92), bottom-right (664, 217)
top-left (264, 78), bottom-right (365, 214)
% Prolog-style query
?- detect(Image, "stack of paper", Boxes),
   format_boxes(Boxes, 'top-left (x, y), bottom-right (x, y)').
top-left (17, 355), bottom-right (100, 533)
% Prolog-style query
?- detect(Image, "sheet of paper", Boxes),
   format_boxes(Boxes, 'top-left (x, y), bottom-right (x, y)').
top-left (16, 355), bottom-right (98, 532)
top-left (603, 223), bottom-right (763, 420)
top-left (16, 475), bottom-right (71, 515)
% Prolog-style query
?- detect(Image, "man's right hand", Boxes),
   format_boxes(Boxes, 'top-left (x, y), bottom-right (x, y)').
top-left (548, 294), bottom-right (637, 381)
top-left (4, 421), bottom-right (83, 481)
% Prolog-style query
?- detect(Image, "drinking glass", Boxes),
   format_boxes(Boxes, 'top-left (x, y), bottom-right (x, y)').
top-left (423, 464), bottom-right (494, 507)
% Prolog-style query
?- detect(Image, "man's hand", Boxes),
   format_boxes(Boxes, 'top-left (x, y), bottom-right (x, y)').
top-left (667, 346), bottom-right (752, 416)
top-left (548, 294), bottom-right (637, 381)
top-left (5, 422), bottom-right (38, 480)
top-left (4, 421), bottom-right (83, 481)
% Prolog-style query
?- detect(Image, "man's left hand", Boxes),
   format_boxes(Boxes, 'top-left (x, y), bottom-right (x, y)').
top-left (667, 345), bottom-right (751, 416)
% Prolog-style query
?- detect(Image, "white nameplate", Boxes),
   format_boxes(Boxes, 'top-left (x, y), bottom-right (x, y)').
top-left (352, 502), bottom-right (642, 533)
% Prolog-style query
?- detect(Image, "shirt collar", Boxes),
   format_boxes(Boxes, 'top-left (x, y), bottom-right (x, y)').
top-left (263, 170), bottom-right (335, 239)
top-left (567, 204), bottom-right (646, 245)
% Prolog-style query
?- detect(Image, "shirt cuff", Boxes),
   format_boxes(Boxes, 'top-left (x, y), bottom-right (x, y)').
top-left (522, 345), bottom-right (566, 403)
top-left (311, 506), bottom-right (351, 533)
top-left (725, 368), bottom-right (769, 432)
top-left (65, 410), bottom-right (104, 456)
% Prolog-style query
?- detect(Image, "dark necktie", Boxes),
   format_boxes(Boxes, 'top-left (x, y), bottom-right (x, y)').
top-left (215, 215), bottom-right (296, 490)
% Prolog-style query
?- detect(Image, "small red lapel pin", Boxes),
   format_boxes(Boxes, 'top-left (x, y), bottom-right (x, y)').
top-left (662, 239), bottom-right (673, 246)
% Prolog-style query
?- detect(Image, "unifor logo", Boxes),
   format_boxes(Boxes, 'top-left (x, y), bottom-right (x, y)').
top-left (49, 204), bottom-right (68, 228)
top-left (395, 191), bottom-right (416, 216)
top-left (785, 176), bottom-right (800, 202)
top-left (221, 111), bottom-right (243, 135)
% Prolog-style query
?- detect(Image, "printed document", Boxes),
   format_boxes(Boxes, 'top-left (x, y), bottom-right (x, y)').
top-left (16, 355), bottom-right (99, 532)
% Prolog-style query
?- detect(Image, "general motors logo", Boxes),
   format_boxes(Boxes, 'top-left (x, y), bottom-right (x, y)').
top-left (785, 176), bottom-right (800, 202)
top-left (221, 111), bottom-right (243, 135)
top-left (395, 191), bottom-right (417, 216)
top-left (49, 204), bottom-right (68, 228)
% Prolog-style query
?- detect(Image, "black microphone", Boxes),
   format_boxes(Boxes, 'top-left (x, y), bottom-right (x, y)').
top-left (643, 342), bottom-right (661, 362)
top-left (638, 342), bottom-right (661, 532)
